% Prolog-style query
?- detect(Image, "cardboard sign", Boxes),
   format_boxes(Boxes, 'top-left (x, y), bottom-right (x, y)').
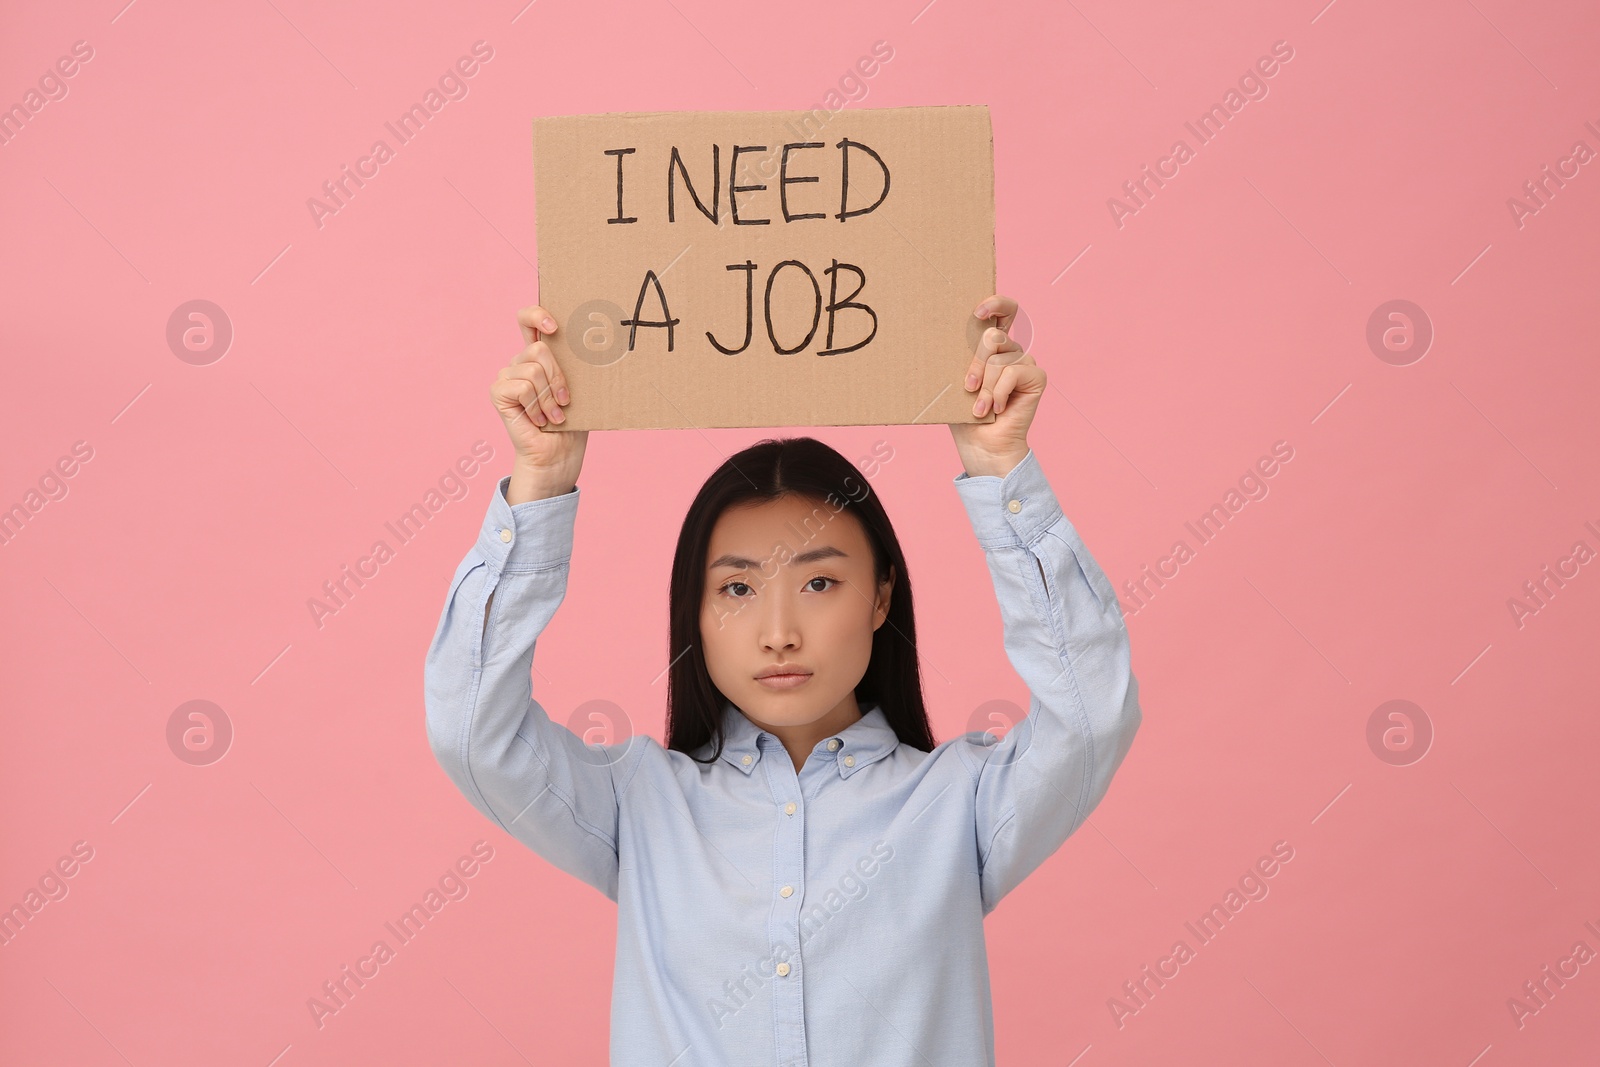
top-left (530, 104), bottom-right (996, 430)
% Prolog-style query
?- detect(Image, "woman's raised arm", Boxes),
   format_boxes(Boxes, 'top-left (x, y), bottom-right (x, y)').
top-left (952, 449), bottom-right (1143, 915)
top-left (948, 293), bottom-right (1142, 914)
top-left (423, 304), bottom-right (626, 899)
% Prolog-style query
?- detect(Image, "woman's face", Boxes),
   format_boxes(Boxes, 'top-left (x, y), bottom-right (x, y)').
top-left (700, 494), bottom-right (893, 731)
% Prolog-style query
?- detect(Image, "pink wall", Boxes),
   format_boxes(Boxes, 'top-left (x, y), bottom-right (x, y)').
top-left (3, 0), bottom-right (1597, 1063)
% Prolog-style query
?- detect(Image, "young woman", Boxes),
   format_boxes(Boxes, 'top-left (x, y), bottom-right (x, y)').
top-left (424, 293), bottom-right (1142, 1066)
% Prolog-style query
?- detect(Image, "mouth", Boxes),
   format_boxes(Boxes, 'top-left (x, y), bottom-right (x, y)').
top-left (755, 667), bottom-right (813, 689)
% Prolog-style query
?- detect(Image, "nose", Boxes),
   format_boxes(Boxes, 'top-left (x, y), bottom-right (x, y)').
top-left (759, 588), bottom-right (801, 654)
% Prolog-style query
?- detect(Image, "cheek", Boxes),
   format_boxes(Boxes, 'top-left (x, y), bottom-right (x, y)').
top-left (819, 588), bottom-right (879, 652)
top-left (698, 606), bottom-right (719, 650)
top-left (699, 603), bottom-right (739, 667)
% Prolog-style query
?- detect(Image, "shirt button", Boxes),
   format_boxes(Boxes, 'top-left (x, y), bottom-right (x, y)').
top-left (843, 755), bottom-right (855, 767)
top-left (499, 527), bottom-right (513, 542)
top-left (784, 802), bottom-right (796, 815)
top-left (741, 754), bottom-right (752, 766)
top-left (776, 962), bottom-right (791, 977)
top-left (827, 739), bottom-right (839, 751)
top-left (1007, 499), bottom-right (1022, 513)
top-left (780, 885), bottom-right (793, 897)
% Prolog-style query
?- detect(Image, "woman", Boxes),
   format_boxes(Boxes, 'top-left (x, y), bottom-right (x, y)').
top-left (423, 294), bottom-right (1142, 1065)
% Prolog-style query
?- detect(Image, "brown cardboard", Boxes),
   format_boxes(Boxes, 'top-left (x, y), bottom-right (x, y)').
top-left (531, 104), bottom-right (997, 430)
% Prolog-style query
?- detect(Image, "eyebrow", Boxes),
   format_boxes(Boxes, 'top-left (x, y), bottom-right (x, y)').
top-left (708, 546), bottom-right (849, 571)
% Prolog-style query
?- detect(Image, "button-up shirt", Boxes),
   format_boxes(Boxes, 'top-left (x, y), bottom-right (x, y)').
top-left (424, 448), bottom-right (1142, 1066)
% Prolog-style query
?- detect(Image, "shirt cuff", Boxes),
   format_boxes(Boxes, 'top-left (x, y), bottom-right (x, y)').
top-left (951, 449), bottom-right (1065, 549)
top-left (476, 475), bottom-right (581, 570)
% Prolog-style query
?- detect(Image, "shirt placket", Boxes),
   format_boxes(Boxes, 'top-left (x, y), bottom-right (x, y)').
top-left (761, 734), bottom-right (814, 1067)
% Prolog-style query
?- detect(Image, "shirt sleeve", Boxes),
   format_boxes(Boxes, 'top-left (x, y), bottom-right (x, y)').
top-left (951, 449), bottom-right (1142, 916)
top-left (423, 475), bottom-right (622, 901)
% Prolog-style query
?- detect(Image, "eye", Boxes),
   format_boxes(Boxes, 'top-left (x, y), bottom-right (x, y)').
top-left (717, 575), bottom-right (839, 598)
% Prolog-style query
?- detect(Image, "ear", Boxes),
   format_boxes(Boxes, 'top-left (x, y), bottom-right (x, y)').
top-left (873, 564), bottom-right (895, 630)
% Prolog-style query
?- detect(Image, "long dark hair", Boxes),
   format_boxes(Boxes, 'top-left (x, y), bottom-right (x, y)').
top-left (665, 436), bottom-right (934, 763)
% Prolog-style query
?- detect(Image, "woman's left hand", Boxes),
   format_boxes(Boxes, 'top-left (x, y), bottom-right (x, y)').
top-left (948, 294), bottom-right (1046, 478)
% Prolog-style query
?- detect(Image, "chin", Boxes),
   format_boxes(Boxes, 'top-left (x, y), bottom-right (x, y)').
top-left (742, 690), bottom-right (828, 724)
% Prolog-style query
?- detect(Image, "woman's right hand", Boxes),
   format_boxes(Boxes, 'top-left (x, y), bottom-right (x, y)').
top-left (492, 303), bottom-right (588, 501)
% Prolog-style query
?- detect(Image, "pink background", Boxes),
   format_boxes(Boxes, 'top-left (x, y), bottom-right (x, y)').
top-left (3, 0), bottom-right (1598, 1063)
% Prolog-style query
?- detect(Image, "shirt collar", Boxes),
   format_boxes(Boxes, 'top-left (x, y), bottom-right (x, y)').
top-left (711, 697), bottom-right (900, 778)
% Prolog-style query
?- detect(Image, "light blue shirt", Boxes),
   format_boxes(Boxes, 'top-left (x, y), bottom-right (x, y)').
top-left (424, 448), bottom-right (1142, 1066)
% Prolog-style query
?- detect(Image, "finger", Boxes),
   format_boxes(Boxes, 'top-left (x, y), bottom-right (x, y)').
top-left (991, 362), bottom-right (1044, 414)
top-left (973, 337), bottom-right (1026, 416)
top-left (511, 338), bottom-right (548, 364)
top-left (492, 376), bottom-right (546, 429)
top-left (510, 339), bottom-right (570, 406)
top-left (505, 360), bottom-right (563, 424)
top-left (489, 371), bottom-right (553, 428)
top-left (966, 325), bottom-right (1022, 392)
top-left (516, 304), bottom-right (557, 347)
top-left (973, 294), bottom-right (1019, 332)
top-left (513, 379), bottom-right (547, 428)
top-left (964, 326), bottom-right (1003, 389)
top-left (528, 361), bottom-right (564, 423)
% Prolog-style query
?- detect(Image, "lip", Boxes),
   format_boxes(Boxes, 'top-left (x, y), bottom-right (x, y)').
top-left (755, 672), bottom-right (813, 689)
top-left (754, 665), bottom-right (813, 689)
top-left (756, 664), bottom-right (812, 679)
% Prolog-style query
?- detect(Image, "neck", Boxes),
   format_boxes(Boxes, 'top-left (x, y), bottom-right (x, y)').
top-left (747, 694), bottom-right (864, 772)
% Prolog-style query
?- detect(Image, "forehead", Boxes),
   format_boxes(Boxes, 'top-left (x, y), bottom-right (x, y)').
top-left (705, 495), bottom-right (871, 564)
